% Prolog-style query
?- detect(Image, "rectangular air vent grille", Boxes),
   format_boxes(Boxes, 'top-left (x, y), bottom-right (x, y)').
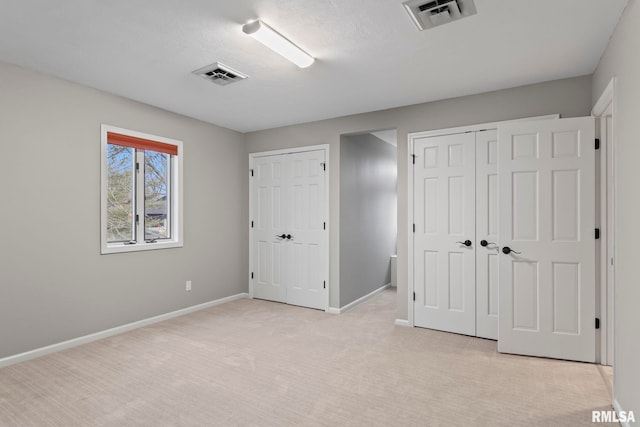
top-left (192, 62), bottom-right (248, 86)
top-left (403, 0), bottom-right (476, 31)
top-left (418, 0), bottom-right (452, 12)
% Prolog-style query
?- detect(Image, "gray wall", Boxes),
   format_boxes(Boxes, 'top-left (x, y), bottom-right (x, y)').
top-left (592, 0), bottom-right (640, 414)
top-left (245, 75), bottom-right (593, 317)
top-left (340, 133), bottom-right (397, 307)
top-left (0, 62), bottom-right (248, 359)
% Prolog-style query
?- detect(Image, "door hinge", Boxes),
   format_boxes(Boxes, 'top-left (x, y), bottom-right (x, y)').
top-left (321, 162), bottom-right (326, 171)
top-left (251, 221), bottom-right (254, 228)
top-left (595, 228), bottom-right (600, 239)
top-left (323, 281), bottom-right (326, 289)
top-left (413, 223), bottom-right (416, 233)
top-left (323, 222), bottom-right (326, 230)
top-left (411, 154), bottom-right (416, 164)
top-left (413, 292), bottom-right (416, 301)
top-left (595, 138), bottom-right (600, 150)
top-left (251, 272), bottom-right (254, 279)
top-left (250, 169), bottom-right (254, 177)
top-left (135, 214), bottom-right (139, 224)
top-left (136, 162), bottom-right (140, 172)
top-left (595, 318), bottom-right (600, 329)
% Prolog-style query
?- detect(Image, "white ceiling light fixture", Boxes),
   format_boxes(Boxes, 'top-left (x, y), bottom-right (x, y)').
top-left (242, 20), bottom-right (314, 68)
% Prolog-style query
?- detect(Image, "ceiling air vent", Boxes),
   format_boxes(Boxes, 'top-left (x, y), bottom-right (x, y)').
top-left (403, 0), bottom-right (477, 31)
top-left (192, 62), bottom-right (248, 86)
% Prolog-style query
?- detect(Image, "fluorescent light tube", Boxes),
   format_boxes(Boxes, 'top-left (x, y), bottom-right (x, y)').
top-left (242, 20), bottom-right (314, 68)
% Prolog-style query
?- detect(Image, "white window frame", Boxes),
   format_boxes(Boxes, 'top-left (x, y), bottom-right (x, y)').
top-left (100, 124), bottom-right (184, 254)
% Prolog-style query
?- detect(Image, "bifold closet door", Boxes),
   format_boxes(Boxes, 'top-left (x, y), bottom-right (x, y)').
top-left (252, 150), bottom-right (327, 310)
top-left (497, 117), bottom-right (595, 362)
top-left (413, 132), bottom-right (476, 335)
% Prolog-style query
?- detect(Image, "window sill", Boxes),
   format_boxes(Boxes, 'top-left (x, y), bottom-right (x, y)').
top-left (101, 240), bottom-right (183, 255)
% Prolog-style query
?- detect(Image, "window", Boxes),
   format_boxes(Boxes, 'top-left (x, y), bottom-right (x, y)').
top-left (101, 125), bottom-right (183, 254)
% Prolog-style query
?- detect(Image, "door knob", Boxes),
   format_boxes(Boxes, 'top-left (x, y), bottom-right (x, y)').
top-left (456, 240), bottom-right (472, 247)
top-left (286, 234), bottom-right (292, 240)
top-left (276, 234), bottom-right (286, 239)
top-left (480, 240), bottom-right (497, 247)
top-left (502, 246), bottom-right (522, 255)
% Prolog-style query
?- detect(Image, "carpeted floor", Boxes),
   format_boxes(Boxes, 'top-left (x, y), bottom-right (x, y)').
top-left (0, 289), bottom-right (614, 426)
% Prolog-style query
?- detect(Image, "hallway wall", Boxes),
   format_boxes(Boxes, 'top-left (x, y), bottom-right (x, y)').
top-left (340, 133), bottom-right (397, 307)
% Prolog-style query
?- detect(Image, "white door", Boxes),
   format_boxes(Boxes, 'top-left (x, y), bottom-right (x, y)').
top-left (475, 130), bottom-right (499, 339)
top-left (252, 154), bottom-right (287, 303)
top-left (497, 117), bottom-right (596, 362)
top-left (285, 150), bottom-right (327, 310)
top-left (251, 150), bottom-right (327, 310)
top-left (414, 132), bottom-right (476, 335)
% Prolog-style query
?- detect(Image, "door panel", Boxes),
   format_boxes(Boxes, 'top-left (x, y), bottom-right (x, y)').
top-left (512, 260), bottom-right (539, 331)
top-left (552, 262), bottom-right (580, 334)
top-left (512, 171), bottom-right (539, 240)
top-left (285, 150), bottom-right (327, 310)
top-left (414, 133), bottom-right (476, 335)
top-left (252, 156), bottom-right (287, 303)
top-left (476, 130), bottom-right (499, 339)
top-left (498, 117), bottom-right (595, 362)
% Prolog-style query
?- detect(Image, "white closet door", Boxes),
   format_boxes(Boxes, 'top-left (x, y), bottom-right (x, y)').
top-left (252, 155), bottom-right (288, 303)
top-left (414, 133), bottom-right (476, 335)
top-left (251, 149), bottom-right (327, 310)
top-left (475, 130), bottom-right (499, 340)
top-left (285, 150), bottom-right (327, 310)
top-left (497, 117), bottom-right (596, 362)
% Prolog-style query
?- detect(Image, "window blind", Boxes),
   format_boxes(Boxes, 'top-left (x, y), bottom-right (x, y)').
top-left (107, 132), bottom-right (178, 156)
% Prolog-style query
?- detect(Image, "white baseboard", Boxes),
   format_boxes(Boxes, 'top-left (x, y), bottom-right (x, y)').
top-left (329, 283), bottom-right (391, 315)
top-left (394, 319), bottom-right (411, 327)
top-left (0, 293), bottom-right (249, 369)
top-left (613, 398), bottom-right (633, 427)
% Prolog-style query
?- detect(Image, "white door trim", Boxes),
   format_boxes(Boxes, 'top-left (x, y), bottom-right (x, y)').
top-left (248, 144), bottom-right (330, 311)
top-left (408, 114), bottom-right (559, 328)
top-left (250, 144), bottom-right (330, 158)
top-left (408, 115), bottom-right (560, 140)
top-left (592, 78), bottom-right (616, 117)
top-left (592, 77), bottom-right (617, 366)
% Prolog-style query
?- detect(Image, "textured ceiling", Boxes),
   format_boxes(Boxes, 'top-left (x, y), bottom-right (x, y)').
top-left (0, 0), bottom-right (627, 132)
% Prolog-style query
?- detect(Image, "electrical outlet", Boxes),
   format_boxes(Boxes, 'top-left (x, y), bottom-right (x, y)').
top-left (186, 280), bottom-right (192, 291)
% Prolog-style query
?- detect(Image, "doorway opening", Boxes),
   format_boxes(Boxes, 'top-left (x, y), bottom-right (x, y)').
top-left (338, 129), bottom-right (397, 311)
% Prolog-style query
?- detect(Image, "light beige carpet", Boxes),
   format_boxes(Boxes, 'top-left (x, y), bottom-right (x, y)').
top-left (0, 289), bottom-right (614, 426)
